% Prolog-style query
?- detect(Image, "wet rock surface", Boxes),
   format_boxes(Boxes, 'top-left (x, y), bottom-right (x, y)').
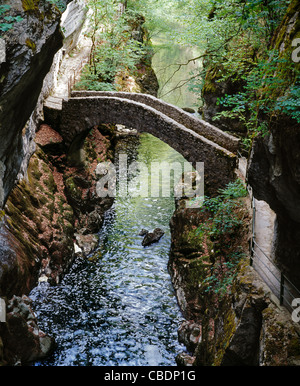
top-left (0, 295), bottom-right (55, 365)
top-left (248, 126), bottom-right (300, 288)
top-left (140, 228), bottom-right (165, 247)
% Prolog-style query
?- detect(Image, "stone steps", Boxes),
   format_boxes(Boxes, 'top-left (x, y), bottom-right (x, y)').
top-left (44, 96), bottom-right (63, 111)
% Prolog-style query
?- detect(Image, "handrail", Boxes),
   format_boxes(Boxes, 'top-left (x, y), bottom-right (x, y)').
top-left (248, 188), bottom-right (300, 315)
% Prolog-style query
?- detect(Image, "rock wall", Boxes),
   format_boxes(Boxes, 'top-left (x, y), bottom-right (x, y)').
top-left (0, 0), bottom-right (64, 208)
top-left (0, 0), bottom-right (88, 209)
top-left (0, 0), bottom-right (102, 365)
top-left (0, 0), bottom-right (89, 292)
top-left (169, 193), bottom-right (300, 366)
top-left (247, 0), bottom-right (300, 288)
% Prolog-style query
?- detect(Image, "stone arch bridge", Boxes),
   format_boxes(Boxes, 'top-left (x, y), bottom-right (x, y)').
top-left (44, 90), bottom-right (240, 195)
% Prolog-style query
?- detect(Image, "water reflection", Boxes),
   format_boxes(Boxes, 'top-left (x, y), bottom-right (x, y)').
top-left (151, 32), bottom-right (202, 110)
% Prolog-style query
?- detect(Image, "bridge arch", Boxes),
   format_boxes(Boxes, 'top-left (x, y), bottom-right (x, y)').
top-left (59, 94), bottom-right (238, 195)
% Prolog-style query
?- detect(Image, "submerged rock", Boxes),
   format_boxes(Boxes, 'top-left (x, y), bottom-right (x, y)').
top-left (141, 228), bottom-right (165, 247)
top-left (182, 107), bottom-right (196, 114)
top-left (139, 228), bottom-right (148, 236)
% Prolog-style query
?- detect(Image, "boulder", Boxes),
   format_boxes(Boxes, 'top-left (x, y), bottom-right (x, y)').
top-left (178, 321), bottom-right (202, 353)
top-left (75, 232), bottom-right (99, 256)
top-left (141, 228), bottom-right (164, 247)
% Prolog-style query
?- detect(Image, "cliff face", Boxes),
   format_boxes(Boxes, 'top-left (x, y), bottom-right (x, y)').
top-left (0, 1), bottom-right (158, 365)
top-left (248, 123), bottom-right (300, 287)
top-left (169, 193), bottom-right (300, 366)
top-left (201, 0), bottom-right (300, 287)
top-left (247, 0), bottom-right (300, 287)
top-left (0, 0), bottom-right (64, 208)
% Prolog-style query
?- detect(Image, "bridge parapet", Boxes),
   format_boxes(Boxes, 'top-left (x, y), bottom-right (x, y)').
top-left (71, 90), bottom-right (240, 154)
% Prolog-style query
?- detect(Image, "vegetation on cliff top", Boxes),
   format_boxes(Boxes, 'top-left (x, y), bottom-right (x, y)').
top-left (75, 0), bottom-right (152, 91)
top-left (128, 0), bottom-right (299, 150)
top-left (0, 1), bottom-right (67, 36)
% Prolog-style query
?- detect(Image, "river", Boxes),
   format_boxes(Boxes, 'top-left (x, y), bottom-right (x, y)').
top-left (30, 30), bottom-right (201, 367)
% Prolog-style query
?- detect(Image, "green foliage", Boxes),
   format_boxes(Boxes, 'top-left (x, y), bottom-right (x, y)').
top-left (275, 80), bottom-right (300, 123)
top-left (197, 179), bottom-right (247, 296)
top-left (0, 5), bottom-right (23, 35)
top-left (125, 0), bottom-right (295, 139)
top-left (237, 0), bottom-right (290, 37)
top-left (193, 179), bottom-right (247, 296)
top-left (198, 179), bottom-right (247, 237)
top-left (127, 0), bottom-right (181, 39)
top-left (203, 248), bottom-right (245, 295)
top-left (133, 0), bottom-right (295, 141)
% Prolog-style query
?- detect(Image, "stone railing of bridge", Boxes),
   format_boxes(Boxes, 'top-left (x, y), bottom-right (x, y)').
top-left (70, 91), bottom-right (240, 154)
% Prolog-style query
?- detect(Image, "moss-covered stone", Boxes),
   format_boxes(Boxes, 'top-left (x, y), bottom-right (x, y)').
top-left (65, 176), bottom-right (82, 202)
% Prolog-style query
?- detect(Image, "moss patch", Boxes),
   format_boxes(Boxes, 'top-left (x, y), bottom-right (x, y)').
top-left (25, 38), bottom-right (36, 53)
top-left (22, 0), bottom-right (40, 14)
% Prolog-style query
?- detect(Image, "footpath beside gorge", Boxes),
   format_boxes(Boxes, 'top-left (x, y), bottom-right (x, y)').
top-left (0, 0), bottom-right (300, 366)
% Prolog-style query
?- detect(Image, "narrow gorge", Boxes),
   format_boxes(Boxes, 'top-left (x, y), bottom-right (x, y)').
top-left (0, 0), bottom-right (300, 369)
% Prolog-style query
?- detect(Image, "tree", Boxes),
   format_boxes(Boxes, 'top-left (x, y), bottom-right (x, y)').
top-left (76, 0), bottom-right (146, 91)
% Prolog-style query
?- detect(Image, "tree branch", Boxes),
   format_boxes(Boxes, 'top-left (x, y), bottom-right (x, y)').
top-left (158, 25), bottom-right (243, 98)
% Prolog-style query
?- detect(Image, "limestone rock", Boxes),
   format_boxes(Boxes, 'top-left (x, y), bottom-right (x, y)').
top-left (0, 0), bottom-right (64, 207)
top-left (178, 321), bottom-right (202, 353)
top-left (75, 233), bottom-right (99, 256)
top-left (248, 124), bottom-right (300, 288)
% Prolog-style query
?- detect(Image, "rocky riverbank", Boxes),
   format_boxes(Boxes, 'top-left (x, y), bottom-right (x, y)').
top-left (168, 184), bottom-right (300, 366)
top-left (0, 0), bottom-right (160, 365)
top-left (0, 121), bottom-right (116, 365)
